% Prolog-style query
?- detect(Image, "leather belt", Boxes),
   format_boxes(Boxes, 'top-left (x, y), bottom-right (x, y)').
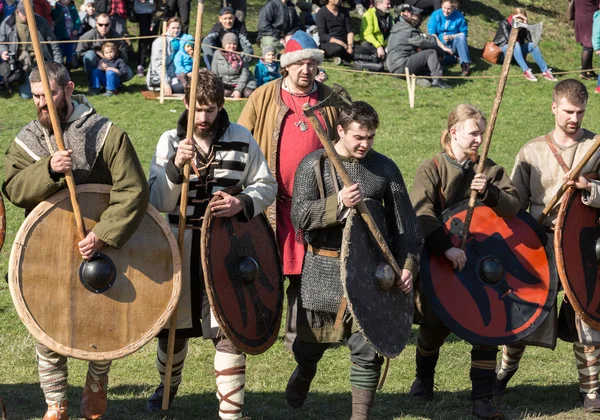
top-left (307, 244), bottom-right (340, 258)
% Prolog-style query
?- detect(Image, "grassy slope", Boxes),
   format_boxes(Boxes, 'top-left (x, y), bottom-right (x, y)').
top-left (1, 0), bottom-right (600, 418)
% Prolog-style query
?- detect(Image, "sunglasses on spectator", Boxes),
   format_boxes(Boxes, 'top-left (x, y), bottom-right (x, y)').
top-left (97, 22), bottom-right (110, 27)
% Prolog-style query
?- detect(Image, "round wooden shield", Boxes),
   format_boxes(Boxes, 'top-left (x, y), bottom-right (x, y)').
top-left (555, 188), bottom-right (600, 330)
top-left (340, 199), bottom-right (413, 358)
top-left (201, 199), bottom-right (283, 355)
top-left (420, 200), bottom-right (558, 346)
top-left (0, 192), bottom-right (5, 252)
top-left (9, 184), bottom-right (181, 361)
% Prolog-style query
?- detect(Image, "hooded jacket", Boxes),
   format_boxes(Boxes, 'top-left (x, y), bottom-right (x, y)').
top-left (386, 17), bottom-right (439, 74)
top-left (174, 34), bottom-right (194, 75)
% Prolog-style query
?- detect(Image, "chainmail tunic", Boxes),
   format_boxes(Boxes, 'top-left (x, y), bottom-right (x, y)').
top-left (291, 149), bottom-right (424, 314)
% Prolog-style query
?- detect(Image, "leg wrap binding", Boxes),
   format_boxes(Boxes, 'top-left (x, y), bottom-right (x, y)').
top-left (215, 351), bottom-right (246, 420)
top-left (574, 342), bottom-right (600, 395)
top-left (36, 342), bottom-right (68, 405)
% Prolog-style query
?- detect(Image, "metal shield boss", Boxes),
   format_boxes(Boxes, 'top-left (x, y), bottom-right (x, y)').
top-left (9, 185), bottom-right (182, 361)
top-left (201, 197), bottom-right (284, 355)
top-left (555, 188), bottom-right (600, 329)
top-left (340, 199), bottom-right (413, 358)
top-left (420, 200), bottom-right (558, 345)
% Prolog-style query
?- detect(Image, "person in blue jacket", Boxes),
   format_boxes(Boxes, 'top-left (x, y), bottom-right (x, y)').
top-left (593, 8), bottom-right (600, 94)
top-left (254, 45), bottom-right (281, 87)
top-left (427, 0), bottom-right (471, 75)
top-left (174, 33), bottom-right (194, 88)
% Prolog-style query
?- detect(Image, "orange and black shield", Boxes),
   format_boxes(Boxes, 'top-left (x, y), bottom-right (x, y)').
top-left (420, 200), bottom-right (557, 345)
top-left (555, 188), bottom-right (600, 330)
top-left (201, 199), bottom-right (284, 355)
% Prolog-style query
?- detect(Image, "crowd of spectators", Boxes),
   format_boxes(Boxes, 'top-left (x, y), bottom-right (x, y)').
top-left (0, 0), bottom-right (598, 97)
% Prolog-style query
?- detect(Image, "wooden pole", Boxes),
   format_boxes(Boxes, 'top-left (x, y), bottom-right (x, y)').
top-left (411, 74), bottom-right (417, 108)
top-left (303, 108), bottom-right (404, 283)
top-left (537, 135), bottom-right (600, 223)
top-left (404, 67), bottom-right (414, 109)
top-left (22, 0), bottom-right (86, 242)
top-left (159, 20), bottom-right (167, 104)
top-left (460, 26), bottom-right (520, 250)
top-left (162, 0), bottom-right (205, 410)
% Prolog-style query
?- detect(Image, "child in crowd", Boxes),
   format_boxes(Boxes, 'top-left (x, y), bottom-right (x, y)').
top-left (254, 46), bottom-right (280, 87)
top-left (174, 34), bottom-right (194, 88)
top-left (79, 0), bottom-right (97, 36)
top-left (593, 7), bottom-right (600, 93)
top-left (51, 0), bottom-right (81, 69)
top-left (91, 42), bottom-right (128, 96)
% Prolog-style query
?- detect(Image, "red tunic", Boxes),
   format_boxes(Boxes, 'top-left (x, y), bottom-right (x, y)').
top-left (277, 88), bottom-right (325, 275)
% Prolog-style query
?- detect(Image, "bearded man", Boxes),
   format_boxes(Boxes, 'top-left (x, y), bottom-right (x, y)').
top-left (146, 68), bottom-right (277, 419)
top-left (238, 30), bottom-right (340, 352)
top-left (2, 62), bottom-right (148, 420)
top-left (497, 79), bottom-right (600, 413)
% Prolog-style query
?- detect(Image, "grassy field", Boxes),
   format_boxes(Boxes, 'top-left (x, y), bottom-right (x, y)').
top-left (1, 0), bottom-right (600, 418)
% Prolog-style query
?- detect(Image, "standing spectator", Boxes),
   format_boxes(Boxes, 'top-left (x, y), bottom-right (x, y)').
top-left (91, 41), bottom-right (128, 95)
top-left (165, 0), bottom-right (189, 33)
top-left (255, 45), bottom-right (281, 86)
top-left (133, 0), bottom-right (156, 76)
top-left (0, 0), bottom-right (18, 22)
top-left (0, 0), bottom-right (62, 98)
top-left (357, 0), bottom-right (393, 62)
top-left (257, 0), bottom-right (302, 53)
top-left (212, 32), bottom-right (256, 98)
top-left (386, 4), bottom-right (453, 88)
top-left (77, 13), bottom-right (133, 90)
top-left (493, 8), bottom-right (557, 82)
top-left (575, 0), bottom-right (600, 79)
top-left (202, 6), bottom-right (253, 70)
top-left (315, 0), bottom-right (354, 65)
top-left (427, 0), bottom-right (471, 75)
top-left (52, 0), bottom-right (81, 70)
top-left (147, 16), bottom-right (183, 94)
top-left (594, 7), bottom-right (600, 93)
top-left (174, 33), bottom-right (193, 88)
top-left (79, 0), bottom-right (98, 36)
top-left (33, 0), bottom-right (53, 26)
top-left (95, 0), bottom-right (129, 35)
top-left (222, 0), bottom-right (246, 22)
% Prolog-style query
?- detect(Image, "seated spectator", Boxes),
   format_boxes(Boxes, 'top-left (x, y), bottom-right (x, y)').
top-left (0, 0), bottom-right (18, 22)
top-left (427, 0), bottom-right (471, 76)
top-left (79, 0), bottom-right (97, 36)
top-left (222, 0), bottom-right (246, 22)
top-left (257, 0), bottom-right (302, 53)
top-left (0, 0), bottom-right (62, 98)
top-left (52, 0), bottom-right (81, 70)
top-left (593, 7), bottom-right (600, 93)
top-left (357, 0), bottom-right (393, 63)
top-left (91, 41), bottom-right (128, 96)
top-left (33, 0), bottom-right (53, 26)
top-left (77, 13), bottom-right (133, 90)
top-left (133, 0), bottom-right (157, 76)
top-left (254, 46), bottom-right (281, 86)
top-left (147, 16), bottom-right (183, 94)
top-left (386, 4), bottom-right (453, 88)
top-left (315, 0), bottom-right (354, 65)
top-left (174, 33), bottom-right (194, 88)
top-left (202, 6), bottom-right (253, 70)
top-left (212, 32), bottom-right (256, 98)
top-left (296, 1), bottom-right (320, 27)
top-left (493, 8), bottom-right (556, 82)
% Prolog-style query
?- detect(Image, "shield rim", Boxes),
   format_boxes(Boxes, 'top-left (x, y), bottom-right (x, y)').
top-left (0, 192), bottom-right (5, 253)
top-left (8, 184), bottom-right (182, 361)
top-left (555, 187), bottom-right (600, 330)
top-left (201, 197), bottom-right (283, 355)
top-left (420, 200), bottom-right (558, 345)
top-left (340, 206), bottom-right (413, 358)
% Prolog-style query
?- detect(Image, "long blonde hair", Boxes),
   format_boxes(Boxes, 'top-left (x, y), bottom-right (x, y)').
top-left (440, 104), bottom-right (486, 160)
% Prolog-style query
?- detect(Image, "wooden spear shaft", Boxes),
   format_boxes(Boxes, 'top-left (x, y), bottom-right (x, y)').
top-left (460, 26), bottom-right (520, 250)
top-left (162, 0), bottom-right (205, 409)
top-left (303, 109), bottom-right (404, 281)
top-left (22, 0), bottom-right (86, 242)
top-left (537, 135), bottom-right (600, 223)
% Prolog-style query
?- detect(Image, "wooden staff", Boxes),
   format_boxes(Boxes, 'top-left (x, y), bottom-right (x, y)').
top-left (159, 20), bottom-right (167, 104)
top-left (460, 26), bottom-right (520, 250)
top-left (537, 135), bottom-right (600, 223)
top-left (162, 0), bottom-right (205, 410)
top-left (22, 0), bottom-right (86, 242)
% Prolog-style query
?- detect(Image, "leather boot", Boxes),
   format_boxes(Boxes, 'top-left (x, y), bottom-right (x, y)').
top-left (145, 383), bottom-right (178, 412)
top-left (351, 387), bottom-right (376, 420)
top-left (285, 365), bottom-right (316, 408)
top-left (81, 374), bottom-right (108, 419)
top-left (493, 367), bottom-right (517, 395)
top-left (408, 376), bottom-right (434, 400)
top-left (43, 400), bottom-right (68, 420)
top-left (583, 392), bottom-right (600, 413)
top-left (472, 397), bottom-right (504, 419)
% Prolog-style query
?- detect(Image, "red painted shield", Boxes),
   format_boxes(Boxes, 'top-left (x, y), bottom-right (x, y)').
top-left (420, 200), bottom-right (558, 345)
top-left (555, 188), bottom-right (600, 330)
top-left (201, 199), bottom-right (284, 355)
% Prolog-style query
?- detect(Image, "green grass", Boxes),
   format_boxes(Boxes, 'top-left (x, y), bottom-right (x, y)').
top-left (1, 0), bottom-right (600, 418)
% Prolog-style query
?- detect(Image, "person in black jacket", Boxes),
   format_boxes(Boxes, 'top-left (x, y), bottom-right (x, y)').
top-left (493, 8), bottom-right (556, 82)
top-left (315, 0), bottom-right (354, 64)
top-left (257, 0), bottom-right (302, 53)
